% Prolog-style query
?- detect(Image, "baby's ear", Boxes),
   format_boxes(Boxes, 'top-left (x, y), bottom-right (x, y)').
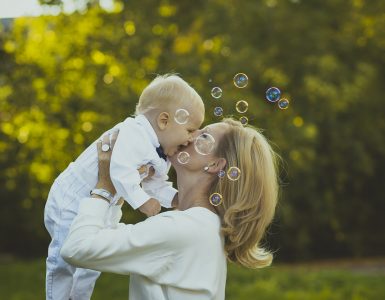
top-left (157, 112), bottom-right (170, 130)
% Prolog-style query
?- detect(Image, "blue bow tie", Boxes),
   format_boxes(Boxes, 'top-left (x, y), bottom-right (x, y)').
top-left (156, 146), bottom-right (167, 161)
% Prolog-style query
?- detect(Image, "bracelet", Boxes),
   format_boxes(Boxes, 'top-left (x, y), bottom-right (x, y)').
top-left (90, 188), bottom-right (114, 203)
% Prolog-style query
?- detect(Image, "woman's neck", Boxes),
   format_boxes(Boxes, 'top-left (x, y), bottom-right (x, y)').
top-left (176, 173), bottom-right (217, 214)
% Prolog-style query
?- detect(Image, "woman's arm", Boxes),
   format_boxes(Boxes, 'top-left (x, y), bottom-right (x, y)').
top-left (60, 132), bottom-right (179, 278)
top-left (60, 198), bottom-right (177, 277)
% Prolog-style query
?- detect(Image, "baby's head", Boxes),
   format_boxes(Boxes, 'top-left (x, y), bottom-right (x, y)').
top-left (136, 74), bottom-right (205, 157)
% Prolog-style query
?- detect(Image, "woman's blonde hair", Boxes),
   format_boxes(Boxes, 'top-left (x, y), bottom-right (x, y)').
top-left (135, 74), bottom-right (204, 115)
top-left (209, 118), bottom-right (280, 269)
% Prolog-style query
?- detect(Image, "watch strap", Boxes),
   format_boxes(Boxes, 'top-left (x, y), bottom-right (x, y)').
top-left (90, 188), bottom-right (114, 203)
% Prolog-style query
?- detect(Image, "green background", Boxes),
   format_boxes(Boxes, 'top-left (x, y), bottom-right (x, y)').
top-left (0, 0), bottom-right (384, 298)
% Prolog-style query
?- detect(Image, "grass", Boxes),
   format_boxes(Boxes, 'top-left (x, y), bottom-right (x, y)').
top-left (1, 257), bottom-right (384, 299)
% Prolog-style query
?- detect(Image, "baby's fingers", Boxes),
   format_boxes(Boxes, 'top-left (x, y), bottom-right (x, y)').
top-left (148, 166), bottom-right (155, 178)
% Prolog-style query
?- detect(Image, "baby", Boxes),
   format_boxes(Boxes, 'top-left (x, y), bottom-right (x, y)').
top-left (44, 74), bottom-right (205, 300)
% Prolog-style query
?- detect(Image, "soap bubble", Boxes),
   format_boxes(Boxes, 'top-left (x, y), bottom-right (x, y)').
top-left (177, 151), bottom-right (190, 164)
top-left (239, 116), bottom-right (248, 126)
top-left (236, 100), bottom-right (249, 113)
top-left (209, 193), bottom-right (223, 206)
top-left (227, 167), bottom-right (241, 181)
top-left (214, 106), bottom-right (223, 117)
top-left (266, 87), bottom-right (281, 102)
top-left (211, 87), bottom-right (222, 99)
top-left (233, 73), bottom-right (248, 88)
top-left (194, 133), bottom-right (216, 155)
top-left (218, 170), bottom-right (226, 178)
top-left (278, 98), bottom-right (289, 110)
top-left (174, 109), bottom-right (190, 124)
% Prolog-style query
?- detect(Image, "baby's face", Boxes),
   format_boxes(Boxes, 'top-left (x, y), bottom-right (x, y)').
top-left (161, 105), bottom-right (204, 157)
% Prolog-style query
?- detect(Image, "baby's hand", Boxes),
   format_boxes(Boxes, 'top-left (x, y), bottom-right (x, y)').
top-left (138, 198), bottom-right (161, 217)
top-left (138, 165), bottom-right (155, 180)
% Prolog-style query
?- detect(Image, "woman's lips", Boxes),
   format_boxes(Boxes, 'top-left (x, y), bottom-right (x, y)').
top-left (177, 144), bottom-right (188, 151)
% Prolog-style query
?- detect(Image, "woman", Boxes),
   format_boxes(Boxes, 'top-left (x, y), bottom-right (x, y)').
top-left (61, 118), bottom-right (280, 299)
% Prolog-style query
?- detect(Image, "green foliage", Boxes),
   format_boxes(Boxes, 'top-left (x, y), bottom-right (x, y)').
top-left (1, 258), bottom-right (384, 299)
top-left (0, 0), bottom-right (385, 259)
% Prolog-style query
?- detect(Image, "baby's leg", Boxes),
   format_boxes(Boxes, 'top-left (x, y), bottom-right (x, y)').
top-left (70, 268), bottom-right (101, 300)
top-left (45, 199), bottom-right (77, 300)
top-left (44, 174), bottom-right (90, 300)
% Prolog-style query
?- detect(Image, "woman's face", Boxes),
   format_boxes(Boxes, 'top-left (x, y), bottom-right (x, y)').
top-left (169, 122), bottom-right (228, 173)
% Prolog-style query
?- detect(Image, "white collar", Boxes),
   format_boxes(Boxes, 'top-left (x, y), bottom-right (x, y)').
top-left (134, 114), bottom-right (160, 148)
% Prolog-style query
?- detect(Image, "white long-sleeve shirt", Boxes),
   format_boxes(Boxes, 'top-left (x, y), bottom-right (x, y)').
top-left (61, 198), bottom-right (227, 300)
top-left (72, 114), bottom-right (177, 209)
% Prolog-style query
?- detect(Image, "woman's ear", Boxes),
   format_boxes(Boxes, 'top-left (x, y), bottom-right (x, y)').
top-left (156, 112), bottom-right (170, 130)
top-left (206, 158), bottom-right (227, 174)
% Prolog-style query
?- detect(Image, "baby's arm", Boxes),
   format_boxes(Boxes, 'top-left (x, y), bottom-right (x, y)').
top-left (141, 171), bottom-right (178, 208)
top-left (137, 198), bottom-right (161, 217)
top-left (137, 166), bottom-right (161, 216)
top-left (109, 119), bottom-right (156, 210)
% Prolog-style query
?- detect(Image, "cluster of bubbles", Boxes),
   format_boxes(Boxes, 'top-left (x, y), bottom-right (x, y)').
top-left (217, 166), bottom-right (242, 181)
top-left (209, 166), bottom-right (241, 205)
top-left (176, 72), bottom-right (290, 166)
top-left (265, 87), bottom-right (290, 110)
top-left (234, 74), bottom-right (249, 125)
top-left (175, 106), bottom-right (215, 164)
top-left (176, 132), bottom-right (216, 164)
top-left (172, 72), bottom-right (290, 208)
top-left (210, 73), bottom-right (250, 125)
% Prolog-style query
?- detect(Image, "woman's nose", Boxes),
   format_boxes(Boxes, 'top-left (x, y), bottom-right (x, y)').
top-left (191, 129), bottom-right (203, 139)
top-left (188, 130), bottom-right (201, 143)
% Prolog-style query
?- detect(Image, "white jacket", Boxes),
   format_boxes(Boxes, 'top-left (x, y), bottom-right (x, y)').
top-left (61, 198), bottom-right (227, 300)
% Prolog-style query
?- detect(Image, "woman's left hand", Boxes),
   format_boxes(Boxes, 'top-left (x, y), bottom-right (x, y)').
top-left (96, 130), bottom-right (119, 195)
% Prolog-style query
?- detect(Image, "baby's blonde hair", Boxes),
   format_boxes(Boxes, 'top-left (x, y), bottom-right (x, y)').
top-left (135, 74), bottom-right (204, 115)
top-left (210, 118), bottom-right (280, 269)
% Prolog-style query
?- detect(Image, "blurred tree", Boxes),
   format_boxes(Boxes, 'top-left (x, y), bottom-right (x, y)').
top-left (0, 0), bottom-right (384, 260)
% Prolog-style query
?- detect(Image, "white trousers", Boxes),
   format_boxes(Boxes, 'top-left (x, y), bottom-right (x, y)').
top-left (44, 166), bottom-right (101, 300)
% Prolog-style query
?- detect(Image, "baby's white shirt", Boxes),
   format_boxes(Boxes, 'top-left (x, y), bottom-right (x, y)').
top-left (71, 114), bottom-right (177, 209)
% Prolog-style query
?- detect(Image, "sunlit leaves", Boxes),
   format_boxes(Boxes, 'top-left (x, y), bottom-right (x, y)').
top-left (1, 0), bottom-right (385, 259)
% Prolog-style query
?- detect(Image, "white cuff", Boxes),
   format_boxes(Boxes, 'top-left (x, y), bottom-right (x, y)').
top-left (158, 187), bottom-right (178, 208)
top-left (126, 188), bottom-right (151, 209)
top-left (79, 197), bottom-right (110, 219)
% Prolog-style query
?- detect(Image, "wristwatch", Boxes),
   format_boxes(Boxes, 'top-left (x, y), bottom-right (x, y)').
top-left (90, 188), bottom-right (114, 203)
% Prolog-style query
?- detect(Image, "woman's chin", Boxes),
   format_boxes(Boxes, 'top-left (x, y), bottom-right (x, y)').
top-left (168, 151), bottom-right (185, 167)
top-left (168, 153), bottom-right (177, 164)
